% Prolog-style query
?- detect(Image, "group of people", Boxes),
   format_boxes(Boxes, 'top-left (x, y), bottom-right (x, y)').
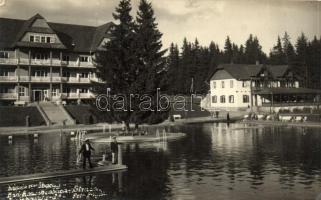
top-left (78, 136), bottom-right (119, 169)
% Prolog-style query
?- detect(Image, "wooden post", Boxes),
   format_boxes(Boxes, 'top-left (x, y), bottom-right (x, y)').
top-left (117, 144), bottom-right (122, 165)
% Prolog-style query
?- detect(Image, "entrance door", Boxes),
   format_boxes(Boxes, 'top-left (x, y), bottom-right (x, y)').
top-left (33, 90), bottom-right (43, 101)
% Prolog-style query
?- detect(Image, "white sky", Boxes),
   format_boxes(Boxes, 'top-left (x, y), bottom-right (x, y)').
top-left (0, 0), bottom-right (320, 53)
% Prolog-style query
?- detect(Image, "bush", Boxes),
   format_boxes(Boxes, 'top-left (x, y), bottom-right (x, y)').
top-left (279, 109), bottom-right (290, 114)
top-left (292, 108), bottom-right (302, 113)
top-left (302, 107), bottom-right (312, 113)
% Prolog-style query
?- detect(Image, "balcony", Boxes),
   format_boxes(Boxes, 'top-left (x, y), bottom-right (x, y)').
top-left (30, 76), bottom-right (51, 82)
top-left (0, 76), bottom-right (18, 82)
top-left (52, 77), bottom-right (61, 83)
top-left (52, 59), bottom-right (61, 66)
top-left (19, 76), bottom-right (30, 82)
top-left (61, 77), bottom-right (91, 83)
top-left (0, 58), bottom-right (18, 65)
top-left (30, 59), bottom-right (51, 65)
top-left (0, 93), bottom-right (17, 99)
top-left (89, 77), bottom-right (105, 83)
top-left (79, 62), bottom-right (94, 68)
top-left (0, 57), bottom-right (95, 68)
top-left (60, 93), bottom-right (94, 99)
top-left (79, 93), bottom-right (93, 98)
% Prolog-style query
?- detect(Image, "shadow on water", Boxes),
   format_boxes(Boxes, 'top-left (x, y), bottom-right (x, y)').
top-left (1, 123), bottom-right (321, 199)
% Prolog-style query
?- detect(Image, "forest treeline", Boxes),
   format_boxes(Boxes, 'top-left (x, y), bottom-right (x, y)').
top-left (164, 33), bottom-right (321, 95)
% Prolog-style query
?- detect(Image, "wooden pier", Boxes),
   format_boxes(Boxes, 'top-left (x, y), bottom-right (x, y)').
top-left (0, 164), bottom-right (127, 185)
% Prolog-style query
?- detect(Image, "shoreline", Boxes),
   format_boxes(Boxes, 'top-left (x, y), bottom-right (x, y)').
top-left (0, 116), bottom-right (231, 135)
top-left (241, 120), bottom-right (321, 128)
top-left (1, 116), bottom-right (320, 135)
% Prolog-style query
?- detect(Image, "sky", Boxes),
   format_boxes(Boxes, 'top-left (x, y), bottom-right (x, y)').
top-left (0, 0), bottom-right (320, 53)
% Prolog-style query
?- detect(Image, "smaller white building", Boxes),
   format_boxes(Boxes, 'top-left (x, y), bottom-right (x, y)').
top-left (203, 64), bottom-right (321, 112)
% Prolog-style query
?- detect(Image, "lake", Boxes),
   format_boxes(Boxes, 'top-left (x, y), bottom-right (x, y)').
top-left (0, 123), bottom-right (321, 200)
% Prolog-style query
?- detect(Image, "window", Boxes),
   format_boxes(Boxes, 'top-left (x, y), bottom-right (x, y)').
top-left (0, 51), bottom-right (9, 58)
top-left (243, 95), bottom-right (249, 103)
top-left (63, 71), bottom-right (70, 77)
top-left (33, 53), bottom-right (49, 60)
top-left (220, 95), bottom-right (226, 103)
top-left (242, 81), bottom-right (247, 87)
top-left (80, 88), bottom-right (88, 93)
top-left (212, 96), bottom-right (217, 103)
top-left (41, 36), bottom-right (46, 43)
top-left (0, 70), bottom-right (9, 76)
top-left (46, 37), bottom-right (51, 43)
top-left (29, 35), bottom-right (34, 42)
top-left (221, 81), bottom-right (225, 88)
top-left (35, 70), bottom-right (48, 77)
top-left (213, 81), bottom-right (216, 89)
top-left (51, 89), bottom-right (59, 97)
top-left (63, 87), bottom-right (70, 93)
top-left (230, 80), bottom-right (233, 88)
top-left (79, 56), bottom-right (89, 62)
top-left (62, 55), bottom-right (70, 62)
top-left (35, 35), bottom-right (40, 43)
top-left (229, 95), bottom-right (234, 103)
top-left (19, 87), bottom-right (25, 96)
top-left (79, 72), bottom-right (88, 78)
top-left (0, 88), bottom-right (9, 93)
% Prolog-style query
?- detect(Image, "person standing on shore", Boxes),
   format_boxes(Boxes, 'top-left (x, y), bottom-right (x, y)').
top-left (111, 136), bottom-right (119, 164)
top-left (79, 139), bottom-right (95, 169)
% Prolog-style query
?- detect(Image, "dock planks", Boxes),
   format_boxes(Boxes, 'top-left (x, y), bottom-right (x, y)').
top-left (0, 164), bottom-right (127, 185)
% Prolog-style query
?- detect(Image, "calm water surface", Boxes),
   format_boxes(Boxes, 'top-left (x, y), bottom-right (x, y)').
top-left (0, 123), bottom-right (321, 200)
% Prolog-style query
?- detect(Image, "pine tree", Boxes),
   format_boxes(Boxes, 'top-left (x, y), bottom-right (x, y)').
top-left (269, 36), bottom-right (286, 65)
top-left (94, 0), bottom-right (136, 130)
top-left (95, 0), bottom-right (168, 129)
top-left (282, 32), bottom-right (296, 64)
top-left (223, 36), bottom-right (233, 63)
top-left (307, 36), bottom-right (321, 88)
top-left (132, 0), bottom-right (168, 125)
top-left (164, 43), bottom-right (180, 94)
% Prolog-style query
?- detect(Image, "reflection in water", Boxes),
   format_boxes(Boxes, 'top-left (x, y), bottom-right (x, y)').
top-left (1, 124), bottom-right (321, 199)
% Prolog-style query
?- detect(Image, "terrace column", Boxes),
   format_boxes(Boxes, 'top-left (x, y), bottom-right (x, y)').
top-left (50, 51), bottom-right (52, 66)
top-left (28, 66), bottom-right (31, 82)
top-left (28, 50), bottom-right (31, 65)
top-left (49, 67), bottom-right (52, 101)
top-left (49, 83), bottom-right (52, 101)
top-left (28, 83), bottom-right (31, 102)
top-left (16, 65), bottom-right (20, 82)
top-left (60, 52), bottom-right (62, 65)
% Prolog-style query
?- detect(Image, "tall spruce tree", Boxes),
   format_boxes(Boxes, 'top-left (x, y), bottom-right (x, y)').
top-left (282, 32), bottom-right (296, 64)
top-left (223, 36), bottom-right (233, 63)
top-left (269, 36), bottom-right (286, 65)
top-left (134, 0), bottom-right (168, 125)
top-left (95, 0), bottom-right (167, 130)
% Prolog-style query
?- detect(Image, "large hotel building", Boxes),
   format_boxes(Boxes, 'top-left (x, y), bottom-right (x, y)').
top-left (0, 14), bottom-right (112, 105)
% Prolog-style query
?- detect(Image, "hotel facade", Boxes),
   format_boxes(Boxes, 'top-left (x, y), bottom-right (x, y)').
top-left (0, 14), bottom-right (112, 105)
top-left (202, 64), bottom-right (321, 112)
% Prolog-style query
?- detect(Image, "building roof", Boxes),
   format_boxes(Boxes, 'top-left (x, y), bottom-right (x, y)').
top-left (209, 64), bottom-right (298, 81)
top-left (265, 65), bottom-right (290, 78)
top-left (217, 64), bottom-right (264, 80)
top-left (0, 14), bottom-right (113, 52)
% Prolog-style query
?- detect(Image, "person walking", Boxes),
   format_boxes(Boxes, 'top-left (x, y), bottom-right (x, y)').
top-left (110, 136), bottom-right (119, 164)
top-left (79, 139), bottom-right (95, 169)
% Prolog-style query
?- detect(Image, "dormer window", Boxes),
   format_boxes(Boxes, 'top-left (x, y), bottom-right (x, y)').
top-left (0, 51), bottom-right (9, 59)
top-left (35, 35), bottom-right (40, 42)
top-left (29, 34), bottom-right (54, 43)
top-left (41, 36), bottom-right (46, 43)
top-left (80, 56), bottom-right (90, 62)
